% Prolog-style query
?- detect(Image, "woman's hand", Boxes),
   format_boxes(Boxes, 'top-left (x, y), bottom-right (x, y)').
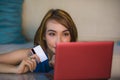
top-left (16, 54), bottom-right (39, 74)
top-left (49, 55), bottom-right (55, 67)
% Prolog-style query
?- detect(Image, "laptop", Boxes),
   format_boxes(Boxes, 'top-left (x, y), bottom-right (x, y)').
top-left (54, 41), bottom-right (114, 80)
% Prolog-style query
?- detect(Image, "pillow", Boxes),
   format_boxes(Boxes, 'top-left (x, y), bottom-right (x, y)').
top-left (0, 0), bottom-right (26, 44)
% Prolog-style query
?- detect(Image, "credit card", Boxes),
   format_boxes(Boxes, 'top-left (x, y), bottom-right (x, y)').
top-left (31, 45), bottom-right (48, 62)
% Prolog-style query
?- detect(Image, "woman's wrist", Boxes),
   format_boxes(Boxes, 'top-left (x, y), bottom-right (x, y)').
top-left (0, 63), bottom-right (18, 74)
top-left (7, 64), bottom-right (25, 74)
top-left (15, 64), bottom-right (27, 74)
top-left (11, 66), bottom-right (19, 74)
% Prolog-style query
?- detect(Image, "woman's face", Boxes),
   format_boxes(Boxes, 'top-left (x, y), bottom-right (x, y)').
top-left (45, 20), bottom-right (71, 53)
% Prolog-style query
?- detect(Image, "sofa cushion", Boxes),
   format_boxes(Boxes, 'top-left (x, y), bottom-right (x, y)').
top-left (0, 0), bottom-right (26, 44)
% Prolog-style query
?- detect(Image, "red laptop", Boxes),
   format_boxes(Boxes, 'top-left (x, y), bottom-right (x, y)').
top-left (54, 41), bottom-right (114, 80)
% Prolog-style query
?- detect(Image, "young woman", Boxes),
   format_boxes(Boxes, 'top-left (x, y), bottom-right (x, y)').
top-left (0, 9), bottom-right (78, 74)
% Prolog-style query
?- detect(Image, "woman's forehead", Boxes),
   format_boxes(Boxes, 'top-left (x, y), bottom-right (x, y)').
top-left (46, 20), bottom-right (68, 31)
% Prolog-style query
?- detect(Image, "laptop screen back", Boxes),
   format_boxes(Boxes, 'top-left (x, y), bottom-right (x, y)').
top-left (54, 41), bottom-right (114, 80)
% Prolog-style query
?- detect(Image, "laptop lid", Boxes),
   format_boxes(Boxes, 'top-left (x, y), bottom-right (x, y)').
top-left (54, 41), bottom-right (114, 80)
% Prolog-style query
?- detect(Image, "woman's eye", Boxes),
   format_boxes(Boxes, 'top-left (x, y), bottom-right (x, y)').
top-left (64, 33), bottom-right (70, 36)
top-left (49, 33), bottom-right (55, 36)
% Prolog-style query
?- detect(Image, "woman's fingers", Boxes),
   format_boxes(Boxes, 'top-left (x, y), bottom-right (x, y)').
top-left (25, 57), bottom-right (36, 72)
top-left (49, 55), bottom-right (55, 67)
top-left (17, 54), bottom-right (40, 74)
top-left (17, 57), bottom-right (37, 74)
top-left (30, 58), bottom-right (37, 71)
top-left (30, 54), bottom-right (40, 63)
top-left (17, 60), bottom-right (28, 74)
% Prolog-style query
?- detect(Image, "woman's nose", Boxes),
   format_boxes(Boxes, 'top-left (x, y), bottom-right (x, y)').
top-left (56, 36), bottom-right (62, 43)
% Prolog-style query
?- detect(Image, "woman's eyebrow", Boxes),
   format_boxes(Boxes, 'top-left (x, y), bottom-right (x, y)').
top-left (47, 30), bottom-right (56, 32)
top-left (63, 30), bottom-right (69, 32)
top-left (47, 29), bottom-right (69, 32)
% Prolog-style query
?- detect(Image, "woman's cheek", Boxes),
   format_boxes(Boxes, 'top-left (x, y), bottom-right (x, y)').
top-left (47, 38), bottom-right (56, 52)
top-left (62, 37), bottom-right (71, 42)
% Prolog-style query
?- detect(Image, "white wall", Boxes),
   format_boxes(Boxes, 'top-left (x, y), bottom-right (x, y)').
top-left (22, 0), bottom-right (120, 41)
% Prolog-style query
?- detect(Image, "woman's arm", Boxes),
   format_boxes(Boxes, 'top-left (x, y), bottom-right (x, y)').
top-left (0, 55), bottom-right (37, 74)
top-left (0, 49), bottom-right (38, 74)
top-left (0, 49), bottom-right (30, 65)
top-left (0, 54), bottom-right (38, 74)
top-left (0, 63), bottom-right (17, 73)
